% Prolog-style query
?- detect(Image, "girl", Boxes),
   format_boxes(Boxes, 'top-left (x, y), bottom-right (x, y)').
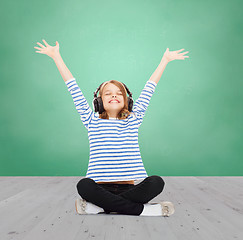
top-left (34, 39), bottom-right (189, 217)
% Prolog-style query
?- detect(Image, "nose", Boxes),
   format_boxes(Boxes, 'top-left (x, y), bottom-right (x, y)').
top-left (109, 96), bottom-right (119, 103)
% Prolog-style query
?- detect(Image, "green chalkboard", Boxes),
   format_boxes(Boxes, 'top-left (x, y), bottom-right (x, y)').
top-left (0, 0), bottom-right (242, 176)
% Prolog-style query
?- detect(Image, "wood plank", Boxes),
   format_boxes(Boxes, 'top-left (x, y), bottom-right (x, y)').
top-left (167, 177), bottom-right (243, 239)
top-left (0, 177), bottom-right (242, 240)
top-left (197, 177), bottom-right (243, 200)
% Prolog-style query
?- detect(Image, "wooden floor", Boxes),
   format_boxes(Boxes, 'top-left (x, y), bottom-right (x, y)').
top-left (0, 177), bottom-right (242, 240)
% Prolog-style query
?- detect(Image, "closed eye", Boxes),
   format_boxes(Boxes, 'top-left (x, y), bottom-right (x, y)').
top-left (105, 93), bottom-right (122, 95)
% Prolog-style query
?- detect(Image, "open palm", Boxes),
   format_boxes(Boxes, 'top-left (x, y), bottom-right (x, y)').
top-left (34, 39), bottom-right (60, 59)
top-left (163, 48), bottom-right (189, 62)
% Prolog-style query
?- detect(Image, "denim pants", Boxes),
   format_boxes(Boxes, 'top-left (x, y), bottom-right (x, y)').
top-left (76, 175), bottom-right (165, 216)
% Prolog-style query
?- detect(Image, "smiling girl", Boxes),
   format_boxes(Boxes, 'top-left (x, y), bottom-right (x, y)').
top-left (34, 39), bottom-right (189, 216)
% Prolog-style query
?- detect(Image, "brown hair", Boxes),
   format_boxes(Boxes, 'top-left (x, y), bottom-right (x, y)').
top-left (98, 80), bottom-right (132, 120)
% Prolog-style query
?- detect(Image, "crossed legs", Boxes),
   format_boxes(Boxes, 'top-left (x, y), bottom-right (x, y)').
top-left (76, 175), bottom-right (165, 216)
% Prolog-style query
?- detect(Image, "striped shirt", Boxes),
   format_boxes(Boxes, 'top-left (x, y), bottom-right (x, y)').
top-left (65, 78), bottom-right (157, 183)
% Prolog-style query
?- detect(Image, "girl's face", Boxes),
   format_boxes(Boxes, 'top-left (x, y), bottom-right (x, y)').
top-left (101, 83), bottom-right (125, 118)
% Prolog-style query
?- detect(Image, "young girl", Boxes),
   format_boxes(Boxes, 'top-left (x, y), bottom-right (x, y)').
top-left (34, 39), bottom-right (189, 217)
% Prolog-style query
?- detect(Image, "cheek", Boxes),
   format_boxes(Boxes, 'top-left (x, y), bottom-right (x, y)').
top-left (103, 97), bottom-right (109, 103)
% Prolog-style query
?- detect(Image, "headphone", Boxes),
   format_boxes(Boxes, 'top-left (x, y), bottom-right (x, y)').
top-left (93, 82), bottom-right (134, 114)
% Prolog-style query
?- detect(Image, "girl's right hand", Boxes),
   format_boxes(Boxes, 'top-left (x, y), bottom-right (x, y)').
top-left (34, 39), bottom-right (60, 59)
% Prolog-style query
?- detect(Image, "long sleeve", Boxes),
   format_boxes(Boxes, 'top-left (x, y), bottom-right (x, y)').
top-left (132, 80), bottom-right (157, 127)
top-left (65, 78), bottom-right (94, 130)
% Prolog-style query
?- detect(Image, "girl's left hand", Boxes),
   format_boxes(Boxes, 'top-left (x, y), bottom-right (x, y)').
top-left (162, 48), bottom-right (189, 63)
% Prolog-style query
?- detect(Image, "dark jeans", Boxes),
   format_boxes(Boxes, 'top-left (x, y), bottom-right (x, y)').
top-left (76, 175), bottom-right (165, 216)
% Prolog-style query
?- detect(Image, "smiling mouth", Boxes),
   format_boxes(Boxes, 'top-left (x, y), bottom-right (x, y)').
top-left (109, 100), bottom-right (120, 103)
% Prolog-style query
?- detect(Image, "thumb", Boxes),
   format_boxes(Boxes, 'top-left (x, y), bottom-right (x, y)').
top-left (56, 41), bottom-right (59, 45)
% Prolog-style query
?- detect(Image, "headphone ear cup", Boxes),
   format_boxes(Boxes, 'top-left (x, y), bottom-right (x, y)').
top-left (127, 97), bottom-right (133, 112)
top-left (97, 97), bottom-right (104, 114)
top-left (93, 98), bottom-right (99, 113)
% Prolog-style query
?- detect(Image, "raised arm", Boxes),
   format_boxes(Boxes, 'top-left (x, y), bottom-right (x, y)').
top-left (149, 48), bottom-right (189, 85)
top-left (34, 39), bottom-right (94, 130)
top-left (133, 48), bottom-right (189, 126)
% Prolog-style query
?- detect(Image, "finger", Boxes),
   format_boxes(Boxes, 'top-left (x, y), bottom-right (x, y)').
top-left (176, 49), bottom-right (185, 53)
top-left (35, 51), bottom-right (43, 53)
top-left (37, 42), bottom-right (45, 48)
top-left (34, 46), bottom-right (42, 50)
top-left (42, 39), bottom-right (50, 46)
top-left (181, 51), bottom-right (189, 55)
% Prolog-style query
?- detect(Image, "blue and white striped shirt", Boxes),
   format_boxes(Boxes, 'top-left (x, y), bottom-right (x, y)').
top-left (65, 78), bottom-right (157, 183)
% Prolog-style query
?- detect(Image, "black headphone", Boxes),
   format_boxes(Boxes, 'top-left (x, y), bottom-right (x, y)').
top-left (93, 82), bottom-right (134, 114)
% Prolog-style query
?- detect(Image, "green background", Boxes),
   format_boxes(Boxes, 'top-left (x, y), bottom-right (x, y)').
top-left (0, 0), bottom-right (242, 176)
